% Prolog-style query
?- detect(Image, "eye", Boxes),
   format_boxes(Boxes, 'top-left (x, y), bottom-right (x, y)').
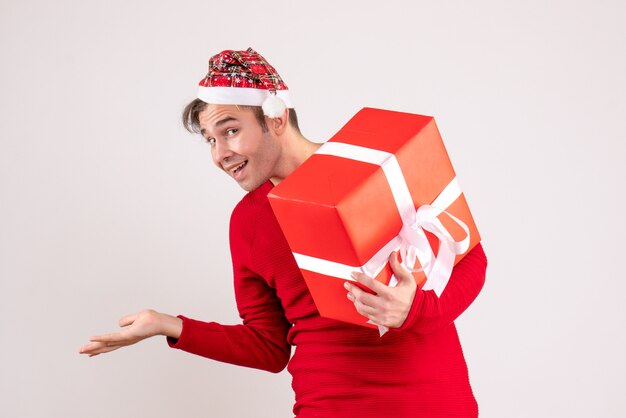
top-left (206, 137), bottom-right (216, 146)
top-left (226, 128), bottom-right (238, 136)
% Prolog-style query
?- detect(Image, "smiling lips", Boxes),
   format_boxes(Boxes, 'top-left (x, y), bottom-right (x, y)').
top-left (225, 160), bottom-right (248, 178)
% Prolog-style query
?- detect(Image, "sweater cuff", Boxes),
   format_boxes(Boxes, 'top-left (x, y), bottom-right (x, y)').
top-left (396, 288), bottom-right (427, 332)
top-left (165, 315), bottom-right (235, 363)
top-left (166, 315), bottom-right (189, 348)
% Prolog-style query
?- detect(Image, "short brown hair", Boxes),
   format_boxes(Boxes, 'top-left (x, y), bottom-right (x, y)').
top-left (182, 98), bottom-right (300, 134)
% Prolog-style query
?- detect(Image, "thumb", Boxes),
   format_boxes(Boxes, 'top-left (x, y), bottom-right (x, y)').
top-left (119, 313), bottom-right (138, 327)
top-left (389, 251), bottom-right (415, 287)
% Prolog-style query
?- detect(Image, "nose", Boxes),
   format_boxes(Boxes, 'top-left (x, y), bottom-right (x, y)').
top-left (212, 137), bottom-right (233, 165)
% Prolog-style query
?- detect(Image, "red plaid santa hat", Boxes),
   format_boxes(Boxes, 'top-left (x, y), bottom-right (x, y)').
top-left (197, 48), bottom-right (293, 118)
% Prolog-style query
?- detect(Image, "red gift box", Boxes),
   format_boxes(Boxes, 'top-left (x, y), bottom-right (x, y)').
top-left (268, 108), bottom-right (481, 329)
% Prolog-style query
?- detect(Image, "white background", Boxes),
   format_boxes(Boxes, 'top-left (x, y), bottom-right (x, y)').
top-left (1, 0), bottom-right (625, 417)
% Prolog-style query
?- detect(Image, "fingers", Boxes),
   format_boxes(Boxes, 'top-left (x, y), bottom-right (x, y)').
top-left (79, 311), bottom-right (151, 358)
top-left (345, 282), bottom-right (379, 310)
top-left (344, 278), bottom-right (386, 324)
top-left (79, 341), bottom-right (122, 356)
top-left (80, 330), bottom-right (138, 355)
top-left (351, 297), bottom-right (379, 319)
top-left (79, 331), bottom-right (138, 357)
top-left (350, 271), bottom-right (388, 295)
top-left (344, 252), bottom-right (418, 329)
top-left (89, 331), bottom-right (125, 344)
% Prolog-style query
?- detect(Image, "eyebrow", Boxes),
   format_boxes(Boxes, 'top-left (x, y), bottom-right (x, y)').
top-left (200, 116), bottom-right (239, 136)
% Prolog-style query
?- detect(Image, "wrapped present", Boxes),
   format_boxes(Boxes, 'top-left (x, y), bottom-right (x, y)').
top-left (268, 107), bottom-right (481, 329)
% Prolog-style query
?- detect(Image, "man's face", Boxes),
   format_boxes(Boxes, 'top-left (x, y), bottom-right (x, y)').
top-left (199, 104), bottom-right (281, 192)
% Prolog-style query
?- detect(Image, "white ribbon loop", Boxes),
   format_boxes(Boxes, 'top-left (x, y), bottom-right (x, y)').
top-left (404, 205), bottom-right (471, 296)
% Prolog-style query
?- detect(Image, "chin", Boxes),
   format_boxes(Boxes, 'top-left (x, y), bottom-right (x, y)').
top-left (237, 179), bottom-right (261, 192)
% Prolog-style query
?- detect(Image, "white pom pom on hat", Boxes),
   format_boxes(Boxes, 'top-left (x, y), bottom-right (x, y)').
top-left (196, 48), bottom-right (293, 118)
top-left (262, 92), bottom-right (287, 118)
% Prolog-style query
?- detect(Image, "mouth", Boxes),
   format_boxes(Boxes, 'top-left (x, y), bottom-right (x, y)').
top-left (230, 160), bottom-right (248, 178)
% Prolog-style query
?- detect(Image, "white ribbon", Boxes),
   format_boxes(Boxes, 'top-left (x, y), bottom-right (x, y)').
top-left (294, 142), bottom-right (471, 332)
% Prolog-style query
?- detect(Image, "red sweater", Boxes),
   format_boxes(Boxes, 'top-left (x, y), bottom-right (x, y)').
top-left (168, 181), bottom-right (487, 417)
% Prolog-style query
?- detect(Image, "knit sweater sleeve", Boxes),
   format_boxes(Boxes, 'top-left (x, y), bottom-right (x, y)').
top-left (167, 196), bottom-right (292, 373)
top-left (397, 242), bottom-right (487, 335)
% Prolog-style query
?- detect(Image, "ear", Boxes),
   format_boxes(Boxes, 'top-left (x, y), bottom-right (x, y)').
top-left (267, 108), bottom-right (289, 136)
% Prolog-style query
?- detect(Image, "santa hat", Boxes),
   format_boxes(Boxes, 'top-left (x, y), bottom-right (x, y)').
top-left (197, 48), bottom-right (293, 118)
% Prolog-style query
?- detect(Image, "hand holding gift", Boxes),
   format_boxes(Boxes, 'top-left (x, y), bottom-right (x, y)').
top-left (345, 250), bottom-right (417, 329)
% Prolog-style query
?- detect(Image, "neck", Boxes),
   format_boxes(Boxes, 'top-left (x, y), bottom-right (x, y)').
top-left (270, 131), bottom-right (321, 186)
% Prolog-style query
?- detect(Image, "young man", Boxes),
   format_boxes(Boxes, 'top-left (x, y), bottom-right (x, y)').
top-left (80, 48), bottom-right (487, 417)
